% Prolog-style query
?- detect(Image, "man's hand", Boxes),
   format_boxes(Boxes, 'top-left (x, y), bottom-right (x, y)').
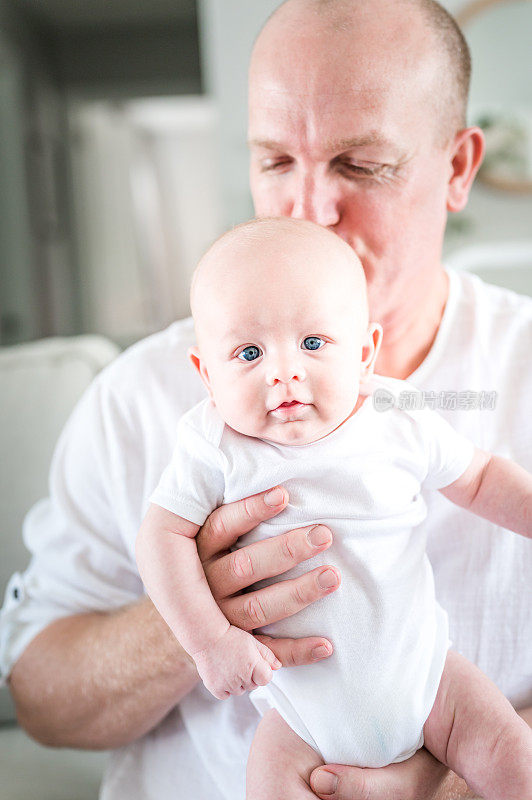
top-left (197, 485), bottom-right (338, 666)
top-left (309, 748), bottom-right (476, 800)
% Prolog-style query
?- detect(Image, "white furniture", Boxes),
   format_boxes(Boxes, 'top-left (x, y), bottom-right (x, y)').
top-left (0, 335), bottom-right (120, 800)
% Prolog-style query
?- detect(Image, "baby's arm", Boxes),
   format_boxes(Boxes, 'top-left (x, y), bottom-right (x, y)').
top-left (441, 448), bottom-right (532, 537)
top-left (136, 503), bottom-right (281, 699)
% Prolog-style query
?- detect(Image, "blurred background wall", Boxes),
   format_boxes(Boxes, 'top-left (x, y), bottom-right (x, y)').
top-left (0, 0), bottom-right (531, 348)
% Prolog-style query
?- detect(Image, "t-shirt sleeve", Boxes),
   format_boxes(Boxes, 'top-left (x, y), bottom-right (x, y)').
top-left (416, 407), bottom-right (476, 490)
top-left (0, 375), bottom-right (146, 684)
top-left (149, 405), bottom-right (225, 526)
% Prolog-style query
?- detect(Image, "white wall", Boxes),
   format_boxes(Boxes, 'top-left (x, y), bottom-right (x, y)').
top-left (198, 0), bottom-right (279, 229)
top-left (69, 98), bottom-right (221, 344)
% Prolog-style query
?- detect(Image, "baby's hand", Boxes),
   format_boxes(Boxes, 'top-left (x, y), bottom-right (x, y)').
top-left (193, 625), bottom-right (282, 700)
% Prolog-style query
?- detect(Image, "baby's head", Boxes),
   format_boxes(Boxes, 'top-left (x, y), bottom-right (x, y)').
top-left (189, 218), bottom-right (382, 445)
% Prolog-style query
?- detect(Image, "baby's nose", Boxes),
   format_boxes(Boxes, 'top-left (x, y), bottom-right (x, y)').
top-left (266, 357), bottom-right (306, 386)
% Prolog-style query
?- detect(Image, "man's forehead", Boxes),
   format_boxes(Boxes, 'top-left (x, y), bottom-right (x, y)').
top-left (248, 57), bottom-right (422, 157)
top-left (249, 1), bottom-right (442, 147)
top-left (248, 90), bottom-right (410, 159)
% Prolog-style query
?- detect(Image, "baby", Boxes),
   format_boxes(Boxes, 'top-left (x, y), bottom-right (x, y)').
top-left (136, 218), bottom-right (532, 800)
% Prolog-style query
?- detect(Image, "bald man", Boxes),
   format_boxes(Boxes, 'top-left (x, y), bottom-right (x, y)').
top-left (1, 2), bottom-right (531, 800)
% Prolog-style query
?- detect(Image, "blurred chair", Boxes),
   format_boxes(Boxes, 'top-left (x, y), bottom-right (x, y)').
top-left (0, 335), bottom-right (120, 800)
top-left (445, 240), bottom-right (532, 297)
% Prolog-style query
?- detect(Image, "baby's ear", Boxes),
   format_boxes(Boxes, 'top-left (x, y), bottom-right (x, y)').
top-left (188, 346), bottom-right (213, 397)
top-left (360, 323), bottom-right (383, 381)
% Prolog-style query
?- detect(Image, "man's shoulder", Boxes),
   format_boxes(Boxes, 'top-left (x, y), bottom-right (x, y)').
top-left (105, 318), bottom-right (196, 378)
top-left (94, 318), bottom-right (204, 405)
top-left (418, 270), bottom-right (532, 390)
top-left (452, 269), bottom-right (532, 335)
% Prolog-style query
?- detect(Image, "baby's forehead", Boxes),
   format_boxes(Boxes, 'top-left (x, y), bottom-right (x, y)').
top-left (195, 232), bottom-right (361, 293)
top-left (191, 220), bottom-right (368, 338)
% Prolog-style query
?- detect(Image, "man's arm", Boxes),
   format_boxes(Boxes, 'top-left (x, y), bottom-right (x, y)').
top-left (9, 596), bottom-right (196, 750)
top-left (8, 488), bottom-right (338, 749)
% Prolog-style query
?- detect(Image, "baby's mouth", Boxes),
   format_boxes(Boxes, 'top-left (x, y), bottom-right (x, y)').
top-left (270, 400), bottom-right (310, 419)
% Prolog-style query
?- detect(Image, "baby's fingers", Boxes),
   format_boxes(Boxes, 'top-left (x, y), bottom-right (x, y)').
top-left (251, 659), bottom-right (274, 687)
top-left (257, 641), bottom-right (282, 671)
top-left (250, 644), bottom-right (280, 687)
top-left (210, 685), bottom-right (231, 700)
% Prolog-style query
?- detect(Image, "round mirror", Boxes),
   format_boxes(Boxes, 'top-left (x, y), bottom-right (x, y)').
top-left (457, 0), bottom-right (532, 192)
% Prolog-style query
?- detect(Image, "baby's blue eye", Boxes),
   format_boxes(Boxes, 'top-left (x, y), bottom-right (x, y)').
top-left (237, 345), bottom-right (262, 362)
top-left (302, 336), bottom-right (325, 351)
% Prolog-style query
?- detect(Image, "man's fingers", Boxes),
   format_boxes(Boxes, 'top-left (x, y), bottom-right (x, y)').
top-left (310, 764), bottom-right (378, 799)
top-left (221, 566), bottom-right (340, 630)
top-left (206, 523), bottom-right (333, 598)
top-left (197, 486), bottom-right (288, 561)
top-left (309, 748), bottom-right (451, 800)
top-left (255, 635), bottom-right (333, 667)
top-left (310, 766), bottom-right (351, 799)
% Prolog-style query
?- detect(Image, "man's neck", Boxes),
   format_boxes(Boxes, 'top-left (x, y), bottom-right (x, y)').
top-left (375, 270), bottom-right (449, 380)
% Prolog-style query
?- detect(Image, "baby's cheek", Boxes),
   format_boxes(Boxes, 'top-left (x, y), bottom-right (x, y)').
top-left (224, 392), bottom-right (267, 438)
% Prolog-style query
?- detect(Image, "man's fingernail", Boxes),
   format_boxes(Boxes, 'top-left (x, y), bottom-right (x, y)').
top-left (311, 644), bottom-right (331, 660)
top-left (264, 488), bottom-right (284, 506)
top-left (307, 525), bottom-right (331, 547)
top-left (312, 769), bottom-right (338, 795)
top-left (318, 568), bottom-right (338, 589)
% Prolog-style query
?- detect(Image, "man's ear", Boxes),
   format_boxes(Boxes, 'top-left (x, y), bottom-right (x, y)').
top-left (360, 323), bottom-right (383, 381)
top-left (446, 126), bottom-right (485, 213)
top-left (188, 346), bottom-right (213, 398)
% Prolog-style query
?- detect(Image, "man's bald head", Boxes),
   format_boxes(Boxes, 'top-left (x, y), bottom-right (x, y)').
top-left (251, 0), bottom-right (471, 144)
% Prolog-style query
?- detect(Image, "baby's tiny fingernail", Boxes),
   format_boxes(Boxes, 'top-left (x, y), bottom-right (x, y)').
top-left (312, 769), bottom-right (338, 795)
top-left (273, 658), bottom-right (282, 668)
top-left (318, 568), bottom-right (339, 589)
top-left (264, 488), bottom-right (285, 506)
top-left (311, 644), bottom-right (331, 661)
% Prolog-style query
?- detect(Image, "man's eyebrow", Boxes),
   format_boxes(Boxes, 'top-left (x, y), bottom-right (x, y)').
top-left (247, 138), bottom-right (287, 150)
top-left (328, 134), bottom-right (397, 151)
top-left (248, 134), bottom-right (403, 155)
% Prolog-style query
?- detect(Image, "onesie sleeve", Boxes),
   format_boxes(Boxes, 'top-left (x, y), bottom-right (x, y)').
top-left (415, 407), bottom-right (476, 490)
top-left (369, 376), bottom-right (476, 491)
top-left (149, 401), bottom-right (226, 526)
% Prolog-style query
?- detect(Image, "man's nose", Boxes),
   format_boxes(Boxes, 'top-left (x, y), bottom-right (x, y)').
top-left (266, 354), bottom-right (306, 386)
top-left (290, 172), bottom-right (341, 228)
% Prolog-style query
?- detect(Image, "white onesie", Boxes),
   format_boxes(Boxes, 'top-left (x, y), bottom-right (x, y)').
top-left (150, 377), bottom-right (475, 767)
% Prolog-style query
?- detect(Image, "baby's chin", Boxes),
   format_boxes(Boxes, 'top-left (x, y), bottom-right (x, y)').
top-left (230, 418), bottom-right (340, 447)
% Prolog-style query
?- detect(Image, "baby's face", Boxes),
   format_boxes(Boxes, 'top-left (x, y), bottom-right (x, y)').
top-left (191, 221), bottom-right (379, 446)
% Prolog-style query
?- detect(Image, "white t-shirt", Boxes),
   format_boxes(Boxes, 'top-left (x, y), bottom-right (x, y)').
top-left (150, 389), bottom-right (475, 766)
top-left (1, 270), bottom-right (531, 799)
